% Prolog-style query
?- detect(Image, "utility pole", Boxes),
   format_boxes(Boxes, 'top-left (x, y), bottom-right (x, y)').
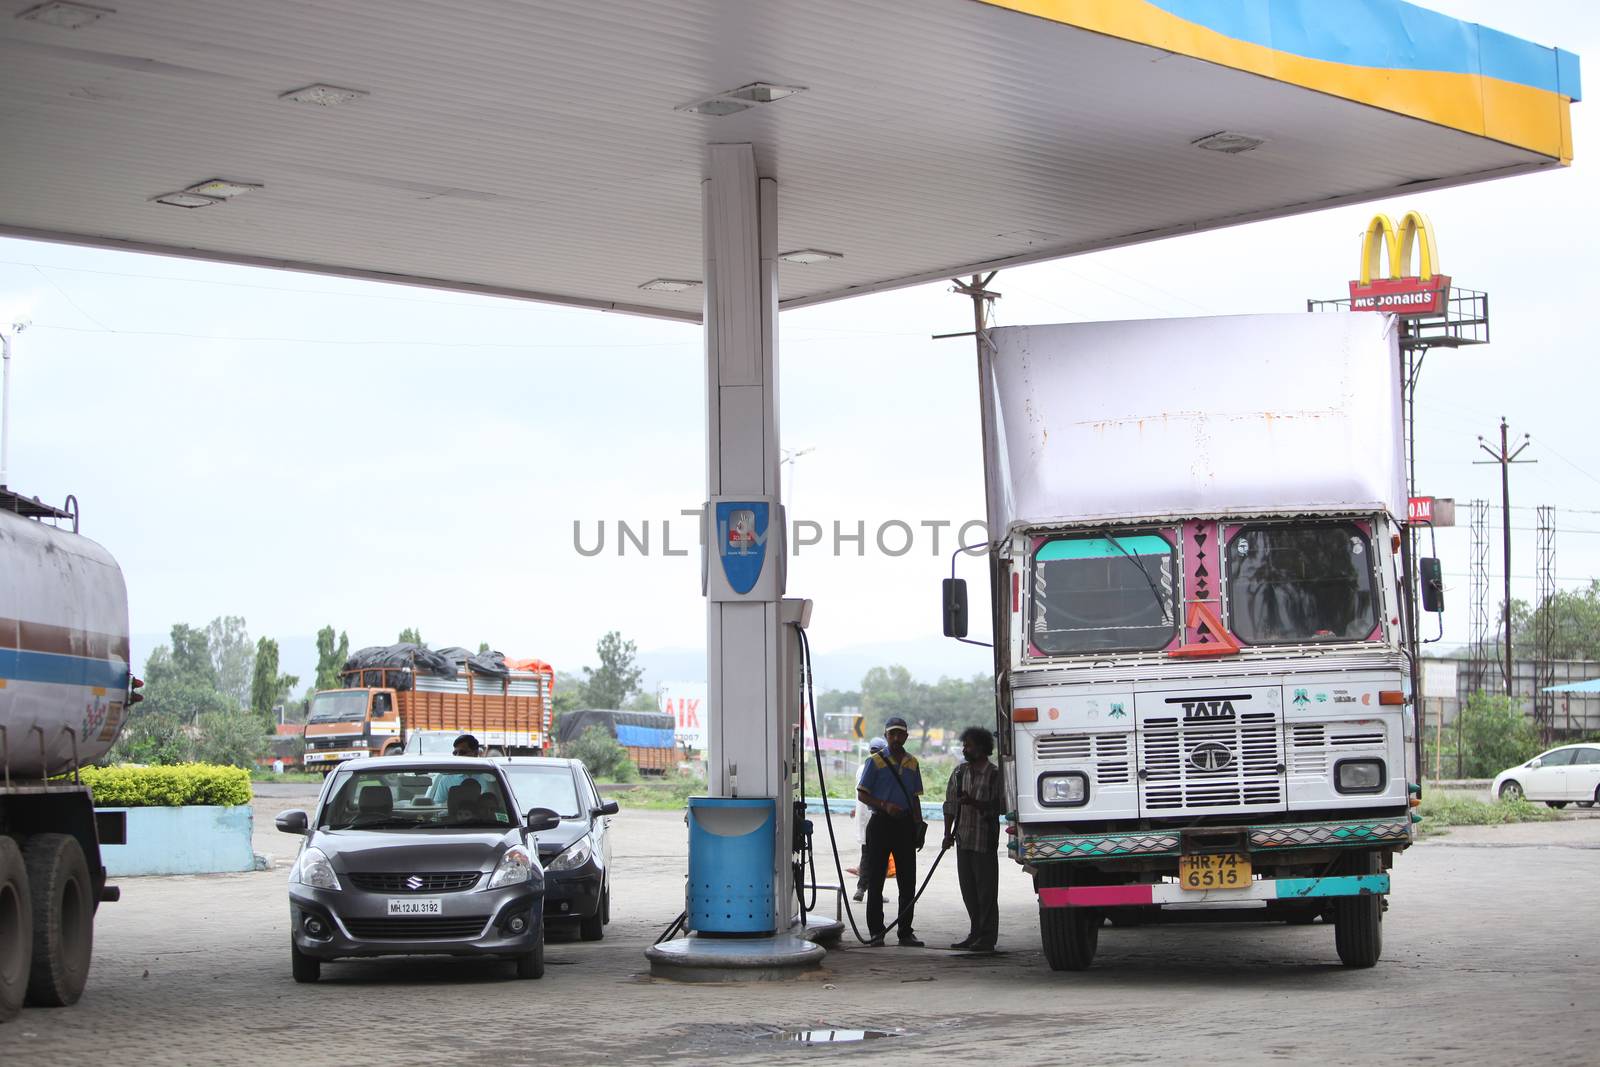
top-left (0, 320), bottom-right (28, 490)
top-left (1474, 418), bottom-right (1534, 697)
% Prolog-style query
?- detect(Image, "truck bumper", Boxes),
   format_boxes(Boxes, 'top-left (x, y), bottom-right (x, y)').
top-left (1039, 873), bottom-right (1388, 908)
top-left (1016, 815), bottom-right (1412, 864)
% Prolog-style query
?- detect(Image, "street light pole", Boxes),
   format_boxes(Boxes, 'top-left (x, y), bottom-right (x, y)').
top-left (1475, 417), bottom-right (1533, 697)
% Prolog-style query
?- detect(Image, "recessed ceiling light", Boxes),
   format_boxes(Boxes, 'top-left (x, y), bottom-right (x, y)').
top-left (152, 192), bottom-right (221, 209)
top-left (721, 83), bottom-right (806, 104)
top-left (779, 249), bottom-right (843, 265)
top-left (676, 97), bottom-right (754, 117)
top-left (280, 84), bottom-right (368, 107)
top-left (1192, 131), bottom-right (1266, 154)
top-left (676, 82), bottom-right (806, 117)
top-left (639, 278), bottom-right (702, 293)
top-left (15, 1), bottom-right (113, 30)
top-left (183, 178), bottom-right (262, 200)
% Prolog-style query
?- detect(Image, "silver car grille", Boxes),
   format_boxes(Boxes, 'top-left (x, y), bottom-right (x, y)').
top-left (1139, 711), bottom-right (1282, 812)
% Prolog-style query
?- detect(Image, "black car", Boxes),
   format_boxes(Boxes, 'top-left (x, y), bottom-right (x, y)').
top-left (277, 756), bottom-right (562, 982)
top-left (493, 757), bottom-right (618, 940)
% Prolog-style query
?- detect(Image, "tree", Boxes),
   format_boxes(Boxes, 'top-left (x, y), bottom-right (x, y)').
top-left (193, 708), bottom-right (269, 769)
top-left (582, 631), bottom-right (645, 709)
top-left (398, 627), bottom-right (425, 647)
top-left (168, 623), bottom-right (216, 690)
top-left (552, 671), bottom-right (587, 717)
top-left (1458, 692), bottom-right (1541, 778)
top-left (567, 725), bottom-right (634, 780)
top-left (478, 641), bottom-right (491, 654)
top-left (250, 637), bottom-right (300, 726)
top-left (136, 632), bottom-right (237, 723)
top-left (1511, 581), bottom-right (1600, 662)
top-left (206, 615), bottom-right (255, 706)
top-left (314, 626), bottom-right (350, 692)
top-left (106, 710), bottom-right (190, 766)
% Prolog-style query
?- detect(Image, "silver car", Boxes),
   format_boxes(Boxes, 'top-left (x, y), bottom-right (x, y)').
top-left (277, 755), bottom-right (560, 982)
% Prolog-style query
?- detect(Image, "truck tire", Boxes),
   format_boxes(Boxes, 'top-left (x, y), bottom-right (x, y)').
top-left (0, 837), bottom-right (34, 1023)
top-left (514, 924), bottom-right (545, 979)
top-left (22, 834), bottom-right (93, 1007)
top-left (580, 884), bottom-right (606, 941)
top-left (1040, 903), bottom-right (1099, 971)
top-left (1332, 853), bottom-right (1383, 968)
top-left (290, 940), bottom-right (320, 983)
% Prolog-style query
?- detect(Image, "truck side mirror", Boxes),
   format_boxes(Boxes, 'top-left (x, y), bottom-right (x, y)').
top-left (1419, 558), bottom-right (1444, 613)
top-left (942, 578), bottom-right (969, 639)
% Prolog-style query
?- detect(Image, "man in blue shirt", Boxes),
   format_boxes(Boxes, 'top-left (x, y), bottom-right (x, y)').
top-left (856, 716), bottom-right (925, 947)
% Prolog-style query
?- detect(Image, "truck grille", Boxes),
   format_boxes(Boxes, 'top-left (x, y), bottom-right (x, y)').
top-left (1287, 723), bottom-right (1387, 777)
top-left (307, 737), bottom-right (358, 751)
top-left (1034, 733), bottom-right (1131, 786)
top-left (1139, 711), bottom-right (1282, 812)
top-left (342, 916), bottom-right (490, 940)
top-left (347, 871), bottom-right (482, 893)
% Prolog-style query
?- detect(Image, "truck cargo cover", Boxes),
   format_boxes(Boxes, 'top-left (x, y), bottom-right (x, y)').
top-left (986, 313), bottom-right (1405, 532)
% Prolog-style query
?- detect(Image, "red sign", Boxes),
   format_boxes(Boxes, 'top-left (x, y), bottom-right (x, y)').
top-left (1348, 211), bottom-right (1448, 317)
top-left (1349, 274), bottom-right (1450, 316)
top-left (1408, 496), bottom-right (1434, 523)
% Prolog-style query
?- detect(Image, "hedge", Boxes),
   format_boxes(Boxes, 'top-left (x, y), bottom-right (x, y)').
top-left (79, 763), bottom-right (254, 808)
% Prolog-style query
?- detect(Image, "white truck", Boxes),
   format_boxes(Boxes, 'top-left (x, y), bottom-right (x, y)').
top-left (944, 313), bottom-right (1431, 970)
top-left (0, 490), bottom-right (133, 1019)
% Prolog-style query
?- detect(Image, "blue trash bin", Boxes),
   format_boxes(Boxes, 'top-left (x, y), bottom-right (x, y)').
top-left (686, 797), bottom-right (776, 934)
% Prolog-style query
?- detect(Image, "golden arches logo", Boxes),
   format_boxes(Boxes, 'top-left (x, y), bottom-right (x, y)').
top-left (1348, 210), bottom-right (1449, 316)
top-left (1358, 211), bottom-right (1439, 285)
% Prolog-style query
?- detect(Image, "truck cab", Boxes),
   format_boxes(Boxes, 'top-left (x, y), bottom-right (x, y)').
top-left (302, 686), bottom-right (401, 770)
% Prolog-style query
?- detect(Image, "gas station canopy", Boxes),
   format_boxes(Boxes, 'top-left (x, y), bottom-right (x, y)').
top-left (0, 0), bottom-right (1580, 321)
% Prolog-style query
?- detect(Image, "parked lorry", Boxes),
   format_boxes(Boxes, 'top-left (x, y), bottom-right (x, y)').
top-left (944, 313), bottom-right (1431, 970)
top-left (0, 490), bottom-right (133, 1020)
top-left (555, 709), bottom-right (677, 776)
top-left (302, 645), bottom-right (553, 771)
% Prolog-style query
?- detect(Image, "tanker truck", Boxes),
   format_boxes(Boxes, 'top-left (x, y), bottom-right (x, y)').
top-left (943, 312), bottom-right (1434, 970)
top-left (0, 489), bottom-right (133, 1021)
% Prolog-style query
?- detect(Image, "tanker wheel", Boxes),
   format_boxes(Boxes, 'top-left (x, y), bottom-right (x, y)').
top-left (0, 837), bottom-right (34, 1022)
top-left (23, 834), bottom-right (93, 1007)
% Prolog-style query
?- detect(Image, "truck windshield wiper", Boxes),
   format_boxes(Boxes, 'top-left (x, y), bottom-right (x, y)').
top-left (1098, 527), bottom-right (1171, 624)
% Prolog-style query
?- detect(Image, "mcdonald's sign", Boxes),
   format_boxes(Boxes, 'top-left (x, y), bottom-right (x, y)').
top-left (1348, 211), bottom-right (1450, 316)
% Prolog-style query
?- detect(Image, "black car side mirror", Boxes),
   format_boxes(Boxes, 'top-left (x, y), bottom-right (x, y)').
top-left (276, 809), bottom-right (309, 835)
top-left (1419, 557), bottom-right (1445, 613)
top-left (942, 577), bottom-right (969, 638)
top-left (524, 807), bottom-right (561, 833)
top-left (594, 800), bottom-right (620, 817)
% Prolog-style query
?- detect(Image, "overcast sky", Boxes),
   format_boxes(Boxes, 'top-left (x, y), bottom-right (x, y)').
top-left (2, 0), bottom-right (1596, 690)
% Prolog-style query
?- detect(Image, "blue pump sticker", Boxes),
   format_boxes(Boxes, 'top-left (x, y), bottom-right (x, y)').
top-left (714, 501), bottom-right (770, 595)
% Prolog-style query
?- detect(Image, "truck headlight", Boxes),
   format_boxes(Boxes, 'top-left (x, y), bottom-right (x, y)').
top-left (290, 846), bottom-right (341, 891)
top-left (488, 845), bottom-right (535, 888)
top-left (548, 837), bottom-right (593, 872)
top-left (1335, 759), bottom-right (1386, 794)
top-left (1038, 772), bottom-right (1089, 807)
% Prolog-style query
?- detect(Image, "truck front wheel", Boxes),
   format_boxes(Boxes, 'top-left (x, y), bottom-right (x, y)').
top-left (22, 834), bottom-right (93, 1007)
top-left (1332, 854), bottom-right (1383, 968)
top-left (0, 837), bottom-right (34, 1022)
top-left (1035, 867), bottom-right (1099, 971)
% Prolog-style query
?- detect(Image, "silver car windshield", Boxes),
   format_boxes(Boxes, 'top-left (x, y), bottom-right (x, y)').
top-left (502, 766), bottom-right (582, 818)
top-left (319, 768), bottom-right (512, 831)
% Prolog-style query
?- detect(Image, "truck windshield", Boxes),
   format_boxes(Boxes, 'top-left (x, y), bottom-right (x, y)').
top-left (1029, 533), bottom-right (1176, 654)
top-left (1225, 523), bottom-right (1377, 644)
top-left (308, 691), bottom-right (369, 723)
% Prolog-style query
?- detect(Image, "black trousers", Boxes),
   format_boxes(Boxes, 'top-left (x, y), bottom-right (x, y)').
top-left (956, 846), bottom-right (999, 946)
top-left (864, 811), bottom-right (918, 939)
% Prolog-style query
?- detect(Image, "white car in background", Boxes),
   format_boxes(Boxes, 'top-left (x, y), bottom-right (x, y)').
top-left (1492, 744), bottom-right (1600, 809)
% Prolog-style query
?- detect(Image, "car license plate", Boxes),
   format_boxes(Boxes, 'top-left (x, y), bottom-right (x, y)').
top-left (386, 897), bottom-right (443, 916)
top-left (1178, 852), bottom-right (1251, 891)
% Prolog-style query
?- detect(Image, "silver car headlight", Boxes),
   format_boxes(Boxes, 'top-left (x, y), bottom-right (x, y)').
top-left (1038, 772), bottom-right (1089, 807)
top-left (290, 846), bottom-right (341, 891)
top-left (1335, 758), bottom-right (1386, 794)
top-left (547, 837), bottom-right (593, 872)
top-left (488, 845), bottom-right (535, 888)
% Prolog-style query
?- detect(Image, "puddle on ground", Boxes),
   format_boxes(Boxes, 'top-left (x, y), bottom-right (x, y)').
top-left (778, 1029), bottom-right (895, 1045)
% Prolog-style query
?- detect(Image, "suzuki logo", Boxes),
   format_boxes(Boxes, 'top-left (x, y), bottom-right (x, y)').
top-left (1189, 741), bottom-right (1234, 772)
top-left (1182, 700), bottom-right (1235, 718)
top-left (405, 875), bottom-right (424, 890)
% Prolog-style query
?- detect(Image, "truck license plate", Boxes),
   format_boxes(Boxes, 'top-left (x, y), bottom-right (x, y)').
top-left (1178, 853), bottom-right (1251, 891)
top-left (387, 898), bottom-right (443, 916)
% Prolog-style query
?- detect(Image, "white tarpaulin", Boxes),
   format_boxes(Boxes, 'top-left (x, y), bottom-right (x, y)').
top-left (986, 313), bottom-right (1404, 532)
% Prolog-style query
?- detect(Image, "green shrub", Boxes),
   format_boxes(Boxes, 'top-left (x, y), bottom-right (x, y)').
top-left (80, 763), bottom-right (253, 808)
top-left (1457, 693), bottom-right (1542, 778)
top-left (566, 724), bottom-right (633, 779)
top-left (1415, 791), bottom-right (1559, 833)
top-left (192, 707), bottom-right (269, 769)
top-left (106, 710), bottom-right (192, 766)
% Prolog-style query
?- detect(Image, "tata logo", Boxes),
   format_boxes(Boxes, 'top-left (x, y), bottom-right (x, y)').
top-left (1182, 700), bottom-right (1235, 718)
top-left (405, 875), bottom-right (424, 890)
top-left (1189, 742), bottom-right (1234, 772)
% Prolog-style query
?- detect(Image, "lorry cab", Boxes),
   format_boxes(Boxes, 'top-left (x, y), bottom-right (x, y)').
top-left (303, 687), bottom-right (402, 770)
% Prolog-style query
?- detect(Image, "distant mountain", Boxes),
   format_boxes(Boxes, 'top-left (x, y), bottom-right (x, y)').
top-left (638, 636), bottom-right (991, 693)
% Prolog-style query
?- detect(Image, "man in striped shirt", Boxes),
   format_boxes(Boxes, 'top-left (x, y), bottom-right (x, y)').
top-left (943, 725), bottom-right (1004, 951)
